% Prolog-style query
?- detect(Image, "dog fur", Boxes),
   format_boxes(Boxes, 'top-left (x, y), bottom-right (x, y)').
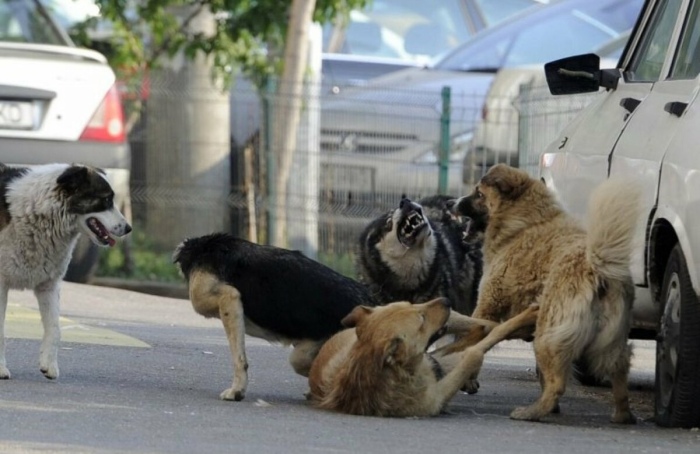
top-left (308, 298), bottom-right (539, 417)
top-left (0, 163), bottom-right (131, 380)
top-left (444, 164), bottom-right (640, 423)
top-left (356, 195), bottom-right (482, 315)
top-left (173, 233), bottom-right (377, 401)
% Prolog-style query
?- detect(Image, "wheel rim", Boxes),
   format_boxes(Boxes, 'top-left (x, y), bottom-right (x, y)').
top-left (659, 272), bottom-right (681, 411)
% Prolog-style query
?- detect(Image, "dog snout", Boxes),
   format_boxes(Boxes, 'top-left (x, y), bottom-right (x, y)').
top-left (399, 198), bottom-right (422, 215)
top-left (428, 297), bottom-right (451, 308)
top-left (124, 223), bottom-right (132, 235)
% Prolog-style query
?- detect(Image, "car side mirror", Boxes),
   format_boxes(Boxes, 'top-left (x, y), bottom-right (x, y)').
top-left (544, 53), bottom-right (620, 95)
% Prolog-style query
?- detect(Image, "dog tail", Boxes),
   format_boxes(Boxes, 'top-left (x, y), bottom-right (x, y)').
top-left (585, 178), bottom-right (642, 282)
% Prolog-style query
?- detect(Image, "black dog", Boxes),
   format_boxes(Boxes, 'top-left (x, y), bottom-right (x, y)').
top-left (356, 195), bottom-right (482, 315)
top-left (173, 233), bottom-right (376, 401)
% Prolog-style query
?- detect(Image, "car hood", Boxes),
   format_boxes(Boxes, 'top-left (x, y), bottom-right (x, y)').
top-left (321, 67), bottom-right (495, 139)
top-left (326, 67), bottom-right (494, 105)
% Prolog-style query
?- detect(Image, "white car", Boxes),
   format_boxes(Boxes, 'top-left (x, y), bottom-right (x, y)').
top-left (540, 0), bottom-right (700, 428)
top-left (0, 0), bottom-right (130, 282)
top-left (465, 33), bottom-right (629, 185)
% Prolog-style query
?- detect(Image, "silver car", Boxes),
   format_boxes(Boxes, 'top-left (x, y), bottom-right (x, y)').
top-left (0, 0), bottom-right (130, 282)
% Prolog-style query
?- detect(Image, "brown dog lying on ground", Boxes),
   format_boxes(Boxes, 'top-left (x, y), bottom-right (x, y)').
top-left (440, 164), bottom-right (640, 424)
top-left (308, 297), bottom-right (539, 417)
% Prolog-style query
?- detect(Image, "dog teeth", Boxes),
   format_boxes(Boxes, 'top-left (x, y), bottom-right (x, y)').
top-left (399, 211), bottom-right (426, 238)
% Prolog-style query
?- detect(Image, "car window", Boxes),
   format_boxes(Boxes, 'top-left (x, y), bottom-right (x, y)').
top-left (0, 0), bottom-right (67, 45)
top-left (436, 0), bottom-right (642, 72)
top-left (503, 13), bottom-right (613, 67)
top-left (475, 0), bottom-right (539, 25)
top-left (671, 0), bottom-right (700, 80)
top-left (323, 0), bottom-right (472, 62)
top-left (628, 0), bottom-right (683, 82)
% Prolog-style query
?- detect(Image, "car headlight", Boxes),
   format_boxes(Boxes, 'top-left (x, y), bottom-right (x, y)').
top-left (413, 131), bottom-right (473, 164)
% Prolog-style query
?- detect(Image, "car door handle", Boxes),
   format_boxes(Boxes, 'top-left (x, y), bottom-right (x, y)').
top-left (619, 97), bottom-right (641, 113)
top-left (664, 101), bottom-right (688, 117)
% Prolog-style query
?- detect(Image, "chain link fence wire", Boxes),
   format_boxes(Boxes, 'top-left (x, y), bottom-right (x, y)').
top-left (516, 80), bottom-right (603, 177)
top-left (122, 72), bottom-right (608, 279)
top-left (124, 75), bottom-right (486, 276)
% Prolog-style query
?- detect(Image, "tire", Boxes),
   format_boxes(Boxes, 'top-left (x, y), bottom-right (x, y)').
top-left (63, 236), bottom-right (100, 284)
top-left (655, 244), bottom-right (700, 428)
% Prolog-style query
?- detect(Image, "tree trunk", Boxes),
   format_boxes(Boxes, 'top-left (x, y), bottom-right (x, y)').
top-left (144, 5), bottom-right (230, 251)
top-left (270, 0), bottom-right (317, 247)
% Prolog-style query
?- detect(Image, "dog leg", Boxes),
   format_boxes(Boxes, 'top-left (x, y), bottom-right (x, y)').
top-left (510, 340), bottom-right (570, 422)
top-left (35, 281), bottom-right (61, 379)
top-left (609, 364), bottom-right (635, 424)
top-left (289, 340), bottom-right (324, 378)
top-left (434, 304), bottom-right (539, 407)
top-left (585, 342), bottom-right (635, 424)
top-left (0, 284), bottom-right (10, 379)
top-left (217, 286), bottom-right (248, 401)
top-left (444, 310), bottom-right (499, 335)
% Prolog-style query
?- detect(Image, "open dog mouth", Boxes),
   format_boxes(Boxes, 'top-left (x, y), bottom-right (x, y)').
top-left (426, 325), bottom-right (448, 350)
top-left (397, 209), bottom-right (428, 248)
top-left (87, 217), bottom-right (116, 247)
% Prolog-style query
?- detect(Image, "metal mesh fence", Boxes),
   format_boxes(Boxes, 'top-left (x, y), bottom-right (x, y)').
top-left (120, 73), bottom-right (486, 279)
top-left (108, 68), bottom-right (611, 283)
top-left (516, 80), bottom-right (602, 177)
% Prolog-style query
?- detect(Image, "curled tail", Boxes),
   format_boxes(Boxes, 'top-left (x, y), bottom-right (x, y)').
top-left (586, 178), bottom-right (642, 281)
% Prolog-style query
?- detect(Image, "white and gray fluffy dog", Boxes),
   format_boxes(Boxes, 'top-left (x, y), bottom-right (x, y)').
top-left (0, 163), bottom-right (131, 380)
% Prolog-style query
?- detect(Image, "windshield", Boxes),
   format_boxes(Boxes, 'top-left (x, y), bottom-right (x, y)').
top-left (476, 0), bottom-right (541, 25)
top-left (0, 0), bottom-right (69, 45)
top-left (323, 0), bottom-right (541, 63)
top-left (436, 0), bottom-right (642, 71)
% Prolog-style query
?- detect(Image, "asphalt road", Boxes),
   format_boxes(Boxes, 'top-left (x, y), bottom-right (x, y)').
top-left (1, 283), bottom-right (698, 454)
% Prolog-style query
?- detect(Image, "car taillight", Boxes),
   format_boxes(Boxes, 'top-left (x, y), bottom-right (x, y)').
top-left (79, 84), bottom-right (125, 143)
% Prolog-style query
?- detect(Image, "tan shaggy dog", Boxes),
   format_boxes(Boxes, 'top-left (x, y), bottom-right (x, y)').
top-left (308, 297), bottom-right (539, 417)
top-left (439, 164), bottom-right (640, 423)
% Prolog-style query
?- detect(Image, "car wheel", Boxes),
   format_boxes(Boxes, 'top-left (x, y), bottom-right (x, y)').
top-left (63, 236), bottom-right (100, 284)
top-left (655, 244), bottom-right (700, 428)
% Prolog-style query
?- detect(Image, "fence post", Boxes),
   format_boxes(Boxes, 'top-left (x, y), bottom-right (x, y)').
top-left (438, 86), bottom-right (451, 195)
top-left (263, 77), bottom-right (277, 245)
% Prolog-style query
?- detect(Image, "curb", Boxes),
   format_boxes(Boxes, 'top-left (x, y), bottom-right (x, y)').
top-left (89, 277), bottom-right (188, 300)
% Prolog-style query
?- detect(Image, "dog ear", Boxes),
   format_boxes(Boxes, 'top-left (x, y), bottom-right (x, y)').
top-left (482, 164), bottom-right (532, 201)
top-left (383, 337), bottom-right (407, 367)
top-left (383, 215), bottom-right (393, 232)
top-left (57, 165), bottom-right (89, 192)
top-left (341, 306), bottom-right (374, 328)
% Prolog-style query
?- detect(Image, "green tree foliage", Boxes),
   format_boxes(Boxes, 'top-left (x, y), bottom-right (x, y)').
top-left (72, 0), bottom-right (369, 90)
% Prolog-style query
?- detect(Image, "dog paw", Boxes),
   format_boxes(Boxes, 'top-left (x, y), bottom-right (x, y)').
top-left (220, 387), bottom-right (246, 401)
top-left (510, 406), bottom-right (542, 422)
top-left (611, 410), bottom-right (636, 424)
top-left (40, 364), bottom-right (59, 380)
top-left (0, 365), bottom-right (10, 379)
top-left (461, 379), bottom-right (480, 394)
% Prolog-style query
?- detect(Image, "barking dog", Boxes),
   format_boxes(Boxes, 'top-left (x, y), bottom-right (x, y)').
top-left (308, 298), bottom-right (539, 417)
top-left (357, 195), bottom-right (482, 315)
top-left (0, 163), bottom-right (131, 380)
top-left (173, 233), bottom-right (377, 401)
top-left (446, 164), bottom-right (640, 423)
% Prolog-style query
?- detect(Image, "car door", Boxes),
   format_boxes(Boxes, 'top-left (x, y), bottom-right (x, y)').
top-left (608, 0), bottom-right (697, 285)
top-left (542, 0), bottom-right (681, 220)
